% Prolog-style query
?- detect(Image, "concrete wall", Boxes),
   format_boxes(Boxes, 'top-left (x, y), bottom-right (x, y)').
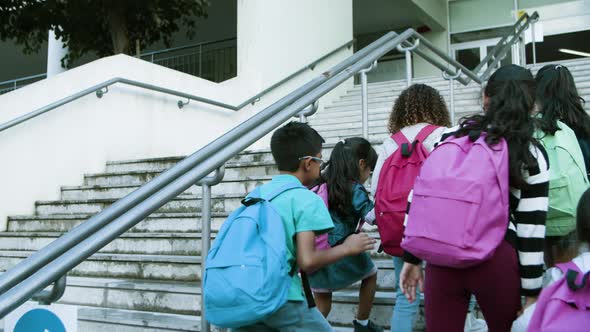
top-left (411, 0), bottom-right (448, 31)
top-left (414, 30), bottom-right (450, 78)
top-left (450, 0), bottom-right (515, 33)
top-left (0, 0), bottom-right (353, 230)
top-left (411, 0), bottom-right (450, 78)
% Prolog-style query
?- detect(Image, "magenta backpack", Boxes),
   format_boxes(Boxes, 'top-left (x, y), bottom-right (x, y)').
top-left (375, 125), bottom-right (439, 256)
top-left (527, 261), bottom-right (590, 332)
top-left (312, 183), bottom-right (331, 251)
top-left (401, 132), bottom-right (509, 268)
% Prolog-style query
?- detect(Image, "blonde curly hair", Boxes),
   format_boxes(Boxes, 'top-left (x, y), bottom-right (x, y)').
top-left (388, 84), bottom-right (451, 133)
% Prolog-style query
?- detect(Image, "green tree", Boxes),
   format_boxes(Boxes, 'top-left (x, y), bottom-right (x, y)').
top-left (0, 0), bottom-right (210, 66)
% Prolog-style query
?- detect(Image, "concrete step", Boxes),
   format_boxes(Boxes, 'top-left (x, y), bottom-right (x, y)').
top-left (343, 84), bottom-right (482, 99)
top-left (0, 250), bottom-right (396, 289)
top-left (85, 162), bottom-right (279, 187)
top-left (63, 175), bottom-right (272, 200)
top-left (77, 306), bottom-right (205, 332)
top-left (7, 212), bottom-right (227, 233)
top-left (0, 232), bottom-right (206, 256)
top-left (103, 142), bottom-right (342, 174)
top-left (58, 277), bottom-right (423, 331)
top-left (337, 89), bottom-right (482, 105)
top-left (0, 251), bottom-right (201, 281)
top-left (321, 99), bottom-right (481, 114)
top-left (105, 149), bottom-right (277, 174)
top-left (34, 194), bottom-right (245, 215)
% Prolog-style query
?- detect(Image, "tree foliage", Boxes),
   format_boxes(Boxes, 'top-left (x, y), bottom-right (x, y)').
top-left (0, 0), bottom-right (210, 66)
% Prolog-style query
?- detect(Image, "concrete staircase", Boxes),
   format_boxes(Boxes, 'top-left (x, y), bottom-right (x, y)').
top-left (310, 57), bottom-right (590, 144)
top-left (1, 57), bottom-right (590, 331)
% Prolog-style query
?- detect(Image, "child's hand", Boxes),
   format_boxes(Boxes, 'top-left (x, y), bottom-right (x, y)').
top-left (399, 262), bottom-right (424, 303)
top-left (342, 232), bottom-right (376, 255)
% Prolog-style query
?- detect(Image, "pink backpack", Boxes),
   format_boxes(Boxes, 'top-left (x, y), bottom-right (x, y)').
top-left (527, 261), bottom-right (590, 332)
top-left (401, 132), bottom-right (509, 268)
top-left (312, 183), bottom-right (331, 250)
top-left (375, 125), bottom-right (439, 256)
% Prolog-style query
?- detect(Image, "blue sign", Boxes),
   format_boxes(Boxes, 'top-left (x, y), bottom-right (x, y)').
top-left (13, 308), bottom-right (67, 332)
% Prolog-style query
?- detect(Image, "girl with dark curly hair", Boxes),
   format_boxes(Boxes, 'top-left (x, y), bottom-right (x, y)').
top-left (371, 83), bottom-right (458, 332)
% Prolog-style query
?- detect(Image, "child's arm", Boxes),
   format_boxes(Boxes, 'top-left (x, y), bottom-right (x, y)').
top-left (352, 183), bottom-right (375, 224)
top-left (296, 231), bottom-right (375, 272)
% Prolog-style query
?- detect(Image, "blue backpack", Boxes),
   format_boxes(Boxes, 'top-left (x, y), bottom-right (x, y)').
top-left (203, 183), bottom-right (305, 328)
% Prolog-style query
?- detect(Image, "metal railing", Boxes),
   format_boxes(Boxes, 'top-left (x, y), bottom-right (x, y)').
top-left (0, 39), bottom-right (354, 134)
top-left (356, 11), bottom-right (539, 131)
top-left (0, 73), bottom-right (47, 95)
top-left (0, 30), bottom-right (412, 331)
top-left (140, 38), bottom-right (237, 83)
top-left (0, 12), bottom-right (539, 331)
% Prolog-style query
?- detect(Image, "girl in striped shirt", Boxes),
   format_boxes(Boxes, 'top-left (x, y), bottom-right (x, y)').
top-left (399, 65), bottom-right (550, 331)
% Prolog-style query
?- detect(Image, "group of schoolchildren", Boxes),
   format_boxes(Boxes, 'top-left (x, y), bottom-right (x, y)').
top-left (203, 63), bottom-right (590, 332)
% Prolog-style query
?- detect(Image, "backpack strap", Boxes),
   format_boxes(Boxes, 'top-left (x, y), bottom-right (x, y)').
top-left (415, 125), bottom-right (440, 143)
top-left (300, 271), bottom-right (316, 308)
top-left (251, 182), bottom-right (315, 308)
top-left (391, 131), bottom-right (409, 146)
top-left (392, 132), bottom-right (415, 157)
top-left (243, 182), bottom-right (304, 206)
top-left (556, 261), bottom-right (589, 291)
top-left (264, 182), bottom-right (305, 201)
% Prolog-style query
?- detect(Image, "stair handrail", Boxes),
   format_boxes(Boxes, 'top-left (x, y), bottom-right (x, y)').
top-left (0, 38), bottom-right (354, 133)
top-left (474, 11), bottom-right (539, 78)
top-left (0, 12), bottom-right (541, 317)
top-left (394, 11), bottom-right (539, 87)
top-left (0, 30), bottom-right (409, 317)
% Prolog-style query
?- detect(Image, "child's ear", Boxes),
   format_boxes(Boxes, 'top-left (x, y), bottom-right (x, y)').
top-left (302, 158), bottom-right (312, 171)
top-left (359, 158), bottom-right (367, 170)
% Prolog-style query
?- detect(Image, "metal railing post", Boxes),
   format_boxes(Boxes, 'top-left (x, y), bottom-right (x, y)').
top-left (30, 275), bottom-right (67, 306)
top-left (295, 100), bottom-right (319, 123)
top-left (521, 36), bottom-right (527, 66)
top-left (442, 69), bottom-right (462, 125)
top-left (396, 39), bottom-right (420, 87)
top-left (531, 20), bottom-right (537, 65)
top-left (196, 166), bottom-right (225, 332)
top-left (359, 61), bottom-right (377, 139)
top-left (199, 44), bottom-right (203, 77)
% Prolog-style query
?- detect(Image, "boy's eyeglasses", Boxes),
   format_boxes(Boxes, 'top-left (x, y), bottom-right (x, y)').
top-left (298, 156), bottom-right (326, 168)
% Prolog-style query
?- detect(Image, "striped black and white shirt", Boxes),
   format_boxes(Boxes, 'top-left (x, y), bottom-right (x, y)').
top-left (403, 129), bottom-right (550, 296)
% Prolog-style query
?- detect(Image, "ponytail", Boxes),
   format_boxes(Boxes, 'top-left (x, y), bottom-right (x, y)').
top-left (322, 137), bottom-right (377, 217)
top-left (536, 64), bottom-right (590, 137)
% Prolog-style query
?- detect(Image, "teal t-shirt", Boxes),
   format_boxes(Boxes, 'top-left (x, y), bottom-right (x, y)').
top-left (258, 174), bottom-right (334, 301)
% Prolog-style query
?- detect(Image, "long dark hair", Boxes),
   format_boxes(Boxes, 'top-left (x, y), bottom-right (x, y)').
top-left (388, 84), bottom-right (451, 133)
top-left (321, 137), bottom-right (377, 217)
top-left (536, 64), bottom-right (590, 138)
top-left (455, 65), bottom-right (540, 189)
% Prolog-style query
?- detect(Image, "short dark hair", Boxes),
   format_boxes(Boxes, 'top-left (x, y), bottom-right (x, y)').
top-left (578, 188), bottom-right (590, 244)
top-left (270, 122), bottom-right (325, 171)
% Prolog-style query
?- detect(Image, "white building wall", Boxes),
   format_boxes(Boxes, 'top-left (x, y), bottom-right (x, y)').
top-left (0, 0), bottom-right (353, 229)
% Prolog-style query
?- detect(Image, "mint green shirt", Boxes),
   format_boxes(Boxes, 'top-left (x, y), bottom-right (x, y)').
top-left (258, 174), bottom-right (334, 301)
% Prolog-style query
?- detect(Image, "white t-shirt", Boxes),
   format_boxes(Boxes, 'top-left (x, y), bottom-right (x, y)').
top-left (370, 123), bottom-right (447, 197)
top-left (511, 250), bottom-right (590, 332)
